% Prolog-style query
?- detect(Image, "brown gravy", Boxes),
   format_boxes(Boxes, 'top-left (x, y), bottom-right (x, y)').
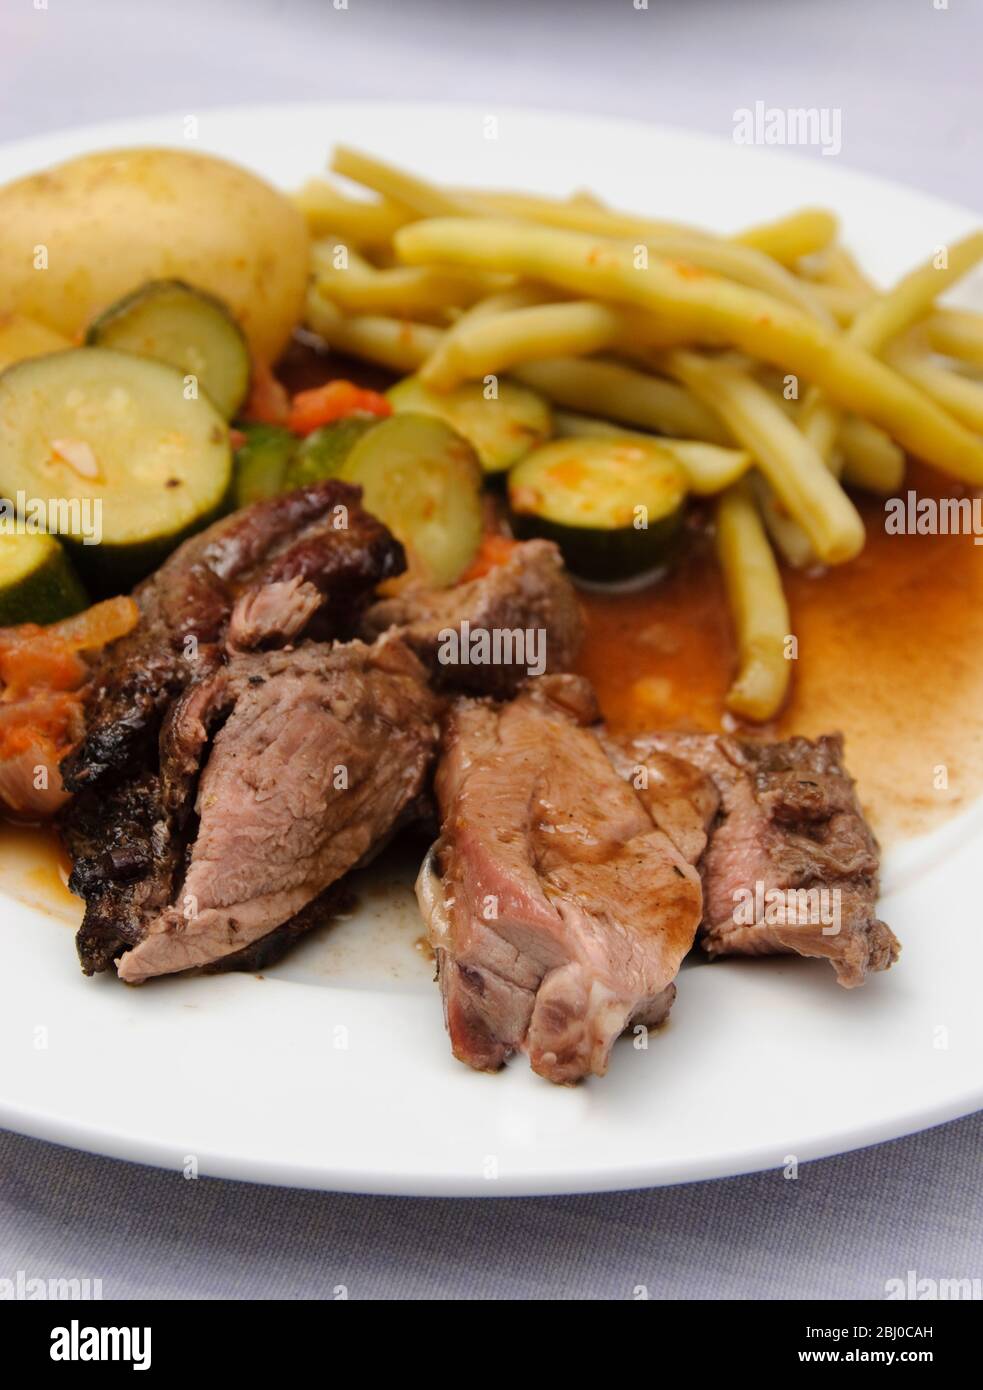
top-left (577, 464), bottom-right (983, 845)
top-left (0, 820), bottom-right (79, 923)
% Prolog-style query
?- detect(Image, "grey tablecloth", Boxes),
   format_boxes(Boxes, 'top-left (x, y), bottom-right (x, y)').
top-left (2, 1118), bottom-right (982, 1300)
top-left (1, 0), bottom-right (981, 1300)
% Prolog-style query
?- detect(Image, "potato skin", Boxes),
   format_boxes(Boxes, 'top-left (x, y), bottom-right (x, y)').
top-left (0, 147), bottom-right (309, 364)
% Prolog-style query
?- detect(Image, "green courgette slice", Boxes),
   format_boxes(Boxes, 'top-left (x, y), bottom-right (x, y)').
top-left (232, 424), bottom-right (298, 507)
top-left (281, 417), bottom-right (378, 491)
top-left (0, 347), bottom-right (232, 588)
top-left (340, 413), bottom-right (483, 586)
top-left (0, 533), bottom-right (88, 626)
top-left (552, 410), bottom-right (752, 495)
top-left (508, 436), bottom-right (687, 582)
top-left (87, 279), bottom-right (250, 420)
top-left (387, 374), bottom-right (552, 473)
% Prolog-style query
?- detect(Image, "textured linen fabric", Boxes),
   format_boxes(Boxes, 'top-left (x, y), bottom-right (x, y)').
top-left (2, 0), bottom-right (981, 212)
top-left (1, 1118), bottom-right (981, 1300)
top-left (1, 0), bottom-right (981, 1300)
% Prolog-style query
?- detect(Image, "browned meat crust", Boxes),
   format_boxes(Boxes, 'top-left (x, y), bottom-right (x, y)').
top-left (361, 539), bottom-right (583, 696)
top-left (59, 482), bottom-right (427, 979)
top-left (67, 636), bottom-right (439, 981)
top-left (619, 730), bottom-right (899, 987)
top-left (61, 481), bottom-right (404, 792)
top-left (65, 770), bottom-right (184, 975)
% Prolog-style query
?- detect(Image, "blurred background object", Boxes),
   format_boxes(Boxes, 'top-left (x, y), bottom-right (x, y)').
top-left (1, 0), bottom-right (979, 207)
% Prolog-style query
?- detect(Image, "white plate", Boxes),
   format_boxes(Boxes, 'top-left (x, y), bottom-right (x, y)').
top-left (1, 102), bottom-right (981, 1196)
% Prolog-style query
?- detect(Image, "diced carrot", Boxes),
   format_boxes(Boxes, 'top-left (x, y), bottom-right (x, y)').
top-left (458, 533), bottom-right (519, 583)
top-left (241, 360), bottom-right (290, 426)
top-left (286, 380), bottom-right (392, 436)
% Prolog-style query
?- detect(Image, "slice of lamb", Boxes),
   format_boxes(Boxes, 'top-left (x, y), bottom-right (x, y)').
top-left (61, 480), bottom-right (404, 791)
top-left (624, 730), bottom-right (899, 988)
top-left (116, 636), bottom-right (439, 983)
top-left (361, 539), bottom-right (583, 696)
top-left (416, 675), bottom-right (704, 1083)
top-left (200, 879), bottom-right (357, 974)
top-left (599, 733), bottom-right (719, 865)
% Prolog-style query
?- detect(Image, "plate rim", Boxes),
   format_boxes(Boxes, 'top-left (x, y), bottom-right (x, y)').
top-left (2, 1062), bottom-right (978, 1197)
top-left (3, 95), bottom-right (982, 227)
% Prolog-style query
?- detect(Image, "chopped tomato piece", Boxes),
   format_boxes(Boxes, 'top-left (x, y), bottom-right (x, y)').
top-left (0, 596), bottom-right (139, 699)
top-left (0, 641), bottom-right (86, 702)
top-left (286, 380), bottom-right (392, 436)
top-left (44, 595), bottom-right (139, 654)
top-left (241, 360), bottom-right (290, 426)
top-left (0, 597), bottom-right (140, 818)
top-left (0, 693), bottom-right (85, 817)
top-left (458, 533), bottom-right (519, 583)
top-left (0, 692), bottom-right (82, 759)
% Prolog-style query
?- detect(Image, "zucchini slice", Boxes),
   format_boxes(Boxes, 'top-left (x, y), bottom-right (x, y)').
top-left (0, 532), bottom-right (88, 626)
top-left (552, 410), bottom-right (752, 495)
top-left (508, 437), bottom-right (687, 582)
top-left (281, 416), bottom-right (377, 491)
top-left (232, 424), bottom-right (297, 507)
top-left (340, 413), bottom-right (483, 586)
top-left (0, 347), bottom-right (231, 588)
top-left (87, 279), bottom-right (250, 420)
top-left (387, 374), bottom-right (552, 473)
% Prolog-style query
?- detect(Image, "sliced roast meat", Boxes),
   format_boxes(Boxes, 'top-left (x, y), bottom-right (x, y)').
top-left (416, 675), bottom-right (706, 1084)
top-left (600, 733), bottom-right (719, 866)
top-left (614, 730), bottom-right (898, 987)
top-left (361, 539), bottom-right (583, 696)
top-left (115, 636), bottom-right (439, 983)
top-left (201, 879), bottom-right (357, 975)
top-left (66, 772), bottom-right (357, 978)
top-left (61, 481), bottom-right (405, 792)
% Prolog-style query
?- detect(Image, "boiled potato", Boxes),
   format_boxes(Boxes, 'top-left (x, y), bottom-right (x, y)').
top-left (0, 148), bottom-right (309, 363)
top-left (0, 312), bottom-right (71, 372)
